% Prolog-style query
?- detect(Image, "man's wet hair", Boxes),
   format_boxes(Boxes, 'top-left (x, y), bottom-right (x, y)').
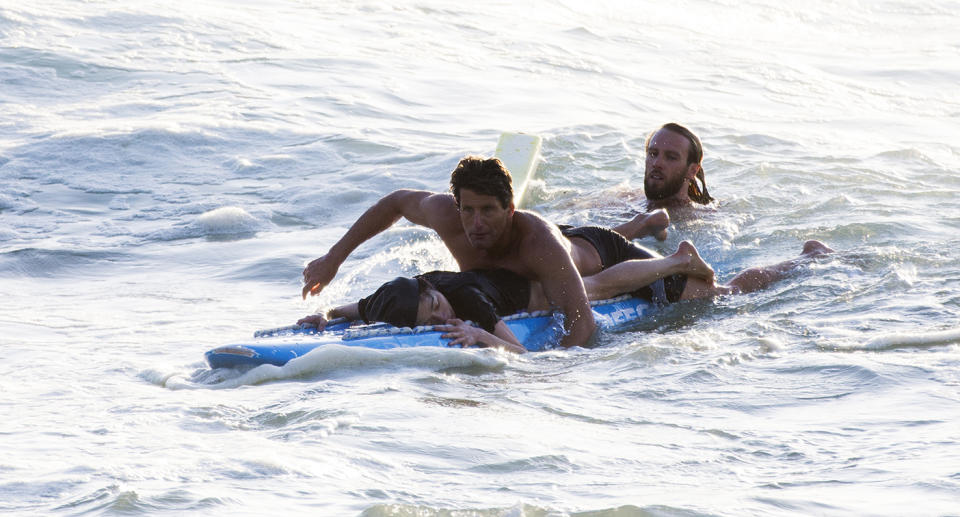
top-left (449, 156), bottom-right (514, 209)
top-left (648, 122), bottom-right (714, 205)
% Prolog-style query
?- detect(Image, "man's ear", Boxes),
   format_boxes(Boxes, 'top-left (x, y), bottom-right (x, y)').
top-left (508, 201), bottom-right (515, 215)
top-left (685, 163), bottom-right (701, 181)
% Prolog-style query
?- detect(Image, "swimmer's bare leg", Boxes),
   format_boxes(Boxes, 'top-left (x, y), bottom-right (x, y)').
top-left (679, 276), bottom-right (734, 300)
top-left (580, 241), bottom-right (714, 300)
top-left (726, 240), bottom-right (834, 294)
top-left (613, 209), bottom-right (669, 241)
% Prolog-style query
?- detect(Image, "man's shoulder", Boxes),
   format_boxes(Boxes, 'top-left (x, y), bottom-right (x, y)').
top-left (513, 209), bottom-right (554, 232)
top-left (389, 190), bottom-right (460, 232)
top-left (418, 192), bottom-right (465, 234)
top-left (399, 189), bottom-right (454, 206)
top-left (416, 191), bottom-right (459, 215)
top-left (513, 211), bottom-right (564, 247)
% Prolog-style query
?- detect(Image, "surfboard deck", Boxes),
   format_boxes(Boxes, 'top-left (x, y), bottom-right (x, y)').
top-left (205, 295), bottom-right (654, 369)
top-left (495, 132), bottom-right (541, 208)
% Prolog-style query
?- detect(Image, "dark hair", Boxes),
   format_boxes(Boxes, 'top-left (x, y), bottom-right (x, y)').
top-left (649, 123), bottom-right (714, 205)
top-left (415, 276), bottom-right (435, 295)
top-left (357, 276), bottom-right (440, 328)
top-left (449, 156), bottom-right (514, 208)
top-left (357, 277), bottom-right (420, 328)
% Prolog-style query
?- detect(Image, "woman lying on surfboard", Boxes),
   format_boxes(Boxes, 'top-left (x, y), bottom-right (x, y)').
top-left (297, 236), bottom-right (833, 354)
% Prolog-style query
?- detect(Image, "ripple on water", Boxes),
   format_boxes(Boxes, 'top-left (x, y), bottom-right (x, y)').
top-left (0, 247), bottom-right (132, 277)
top-left (359, 502), bottom-right (710, 517)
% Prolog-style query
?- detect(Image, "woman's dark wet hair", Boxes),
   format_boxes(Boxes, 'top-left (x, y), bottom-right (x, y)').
top-left (357, 276), bottom-right (440, 328)
top-left (648, 123), bottom-right (714, 205)
top-left (416, 276), bottom-right (435, 295)
top-left (449, 156), bottom-right (514, 208)
top-left (357, 276), bottom-right (420, 328)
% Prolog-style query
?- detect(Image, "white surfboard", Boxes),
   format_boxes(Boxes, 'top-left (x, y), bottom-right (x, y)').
top-left (494, 132), bottom-right (542, 208)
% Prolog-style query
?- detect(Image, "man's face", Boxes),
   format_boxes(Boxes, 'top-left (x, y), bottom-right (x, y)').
top-left (458, 188), bottom-right (513, 250)
top-left (644, 129), bottom-right (696, 201)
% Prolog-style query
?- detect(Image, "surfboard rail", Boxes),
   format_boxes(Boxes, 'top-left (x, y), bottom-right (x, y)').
top-left (205, 295), bottom-right (654, 369)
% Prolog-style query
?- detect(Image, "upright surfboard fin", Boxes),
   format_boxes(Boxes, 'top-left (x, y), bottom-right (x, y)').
top-left (494, 132), bottom-right (542, 208)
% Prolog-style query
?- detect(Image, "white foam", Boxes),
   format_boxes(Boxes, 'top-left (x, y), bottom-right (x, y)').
top-left (0, 190), bottom-right (37, 213)
top-left (195, 206), bottom-right (260, 234)
top-left (0, 228), bottom-right (19, 241)
top-left (166, 344), bottom-right (512, 390)
top-left (855, 327), bottom-right (960, 351)
top-left (136, 205), bottom-right (270, 242)
top-left (108, 195), bottom-right (130, 210)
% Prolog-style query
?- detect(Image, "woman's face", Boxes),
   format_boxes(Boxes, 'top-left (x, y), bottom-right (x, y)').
top-left (415, 288), bottom-right (456, 326)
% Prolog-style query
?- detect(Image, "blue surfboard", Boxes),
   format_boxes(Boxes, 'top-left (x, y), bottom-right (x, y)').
top-left (205, 295), bottom-right (654, 369)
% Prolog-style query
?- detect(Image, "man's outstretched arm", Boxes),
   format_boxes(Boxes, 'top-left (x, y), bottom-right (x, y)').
top-left (302, 189), bottom-right (436, 299)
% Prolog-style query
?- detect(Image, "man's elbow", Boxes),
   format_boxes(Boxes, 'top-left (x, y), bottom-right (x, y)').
top-left (379, 189), bottom-right (407, 208)
top-left (581, 318), bottom-right (598, 347)
top-left (370, 190), bottom-right (415, 222)
top-left (561, 311), bottom-right (597, 348)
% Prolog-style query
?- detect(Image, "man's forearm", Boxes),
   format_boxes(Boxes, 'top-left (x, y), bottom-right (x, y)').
top-left (302, 192), bottom-right (411, 298)
top-left (328, 193), bottom-right (406, 262)
top-left (558, 305), bottom-right (597, 349)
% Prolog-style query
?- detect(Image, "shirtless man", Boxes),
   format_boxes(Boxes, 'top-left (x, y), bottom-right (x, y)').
top-left (302, 156), bottom-right (599, 349)
top-left (302, 155), bottom-right (827, 347)
top-left (614, 122), bottom-right (713, 239)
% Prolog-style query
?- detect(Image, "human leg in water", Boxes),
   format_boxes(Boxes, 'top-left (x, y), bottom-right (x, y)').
top-left (526, 241), bottom-right (714, 310)
top-left (680, 240), bottom-right (835, 298)
top-left (527, 240), bottom-right (833, 309)
top-left (579, 240), bottom-right (714, 300)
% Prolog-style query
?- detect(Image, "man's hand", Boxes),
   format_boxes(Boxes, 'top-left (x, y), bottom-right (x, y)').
top-left (299, 190), bottom-right (443, 299)
top-left (302, 254), bottom-right (339, 299)
top-left (296, 314), bottom-right (329, 331)
top-left (611, 208), bottom-right (669, 241)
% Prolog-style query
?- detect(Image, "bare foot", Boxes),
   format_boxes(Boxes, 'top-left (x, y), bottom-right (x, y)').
top-left (801, 240), bottom-right (834, 257)
top-left (675, 240), bottom-right (715, 283)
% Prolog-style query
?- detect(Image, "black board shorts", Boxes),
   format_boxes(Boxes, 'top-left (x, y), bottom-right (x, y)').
top-left (559, 225), bottom-right (687, 304)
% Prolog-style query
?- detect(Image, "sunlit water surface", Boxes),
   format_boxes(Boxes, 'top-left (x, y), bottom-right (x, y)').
top-left (2, 1), bottom-right (959, 515)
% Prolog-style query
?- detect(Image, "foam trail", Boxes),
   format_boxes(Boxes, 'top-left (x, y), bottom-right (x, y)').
top-left (858, 327), bottom-right (960, 351)
top-left (160, 344), bottom-right (511, 389)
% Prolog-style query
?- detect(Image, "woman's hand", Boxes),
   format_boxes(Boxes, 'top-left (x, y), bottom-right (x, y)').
top-left (436, 318), bottom-right (487, 348)
top-left (296, 314), bottom-right (329, 331)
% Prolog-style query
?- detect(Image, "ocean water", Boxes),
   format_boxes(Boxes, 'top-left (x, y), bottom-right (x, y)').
top-left (2, 0), bottom-right (959, 515)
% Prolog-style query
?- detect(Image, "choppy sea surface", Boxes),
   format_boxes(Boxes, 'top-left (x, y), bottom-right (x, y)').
top-left (2, 1), bottom-right (959, 515)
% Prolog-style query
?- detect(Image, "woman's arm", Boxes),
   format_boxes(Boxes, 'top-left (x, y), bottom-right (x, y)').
top-left (327, 302), bottom-right (360, 320)
top-left (435, 319), bottom-right (526, 354)
top-left (296, 302), bottom-right (361, 330)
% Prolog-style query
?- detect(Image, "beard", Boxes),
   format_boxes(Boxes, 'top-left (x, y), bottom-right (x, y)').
top-left (644, 174), bottom-right (686, 201)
